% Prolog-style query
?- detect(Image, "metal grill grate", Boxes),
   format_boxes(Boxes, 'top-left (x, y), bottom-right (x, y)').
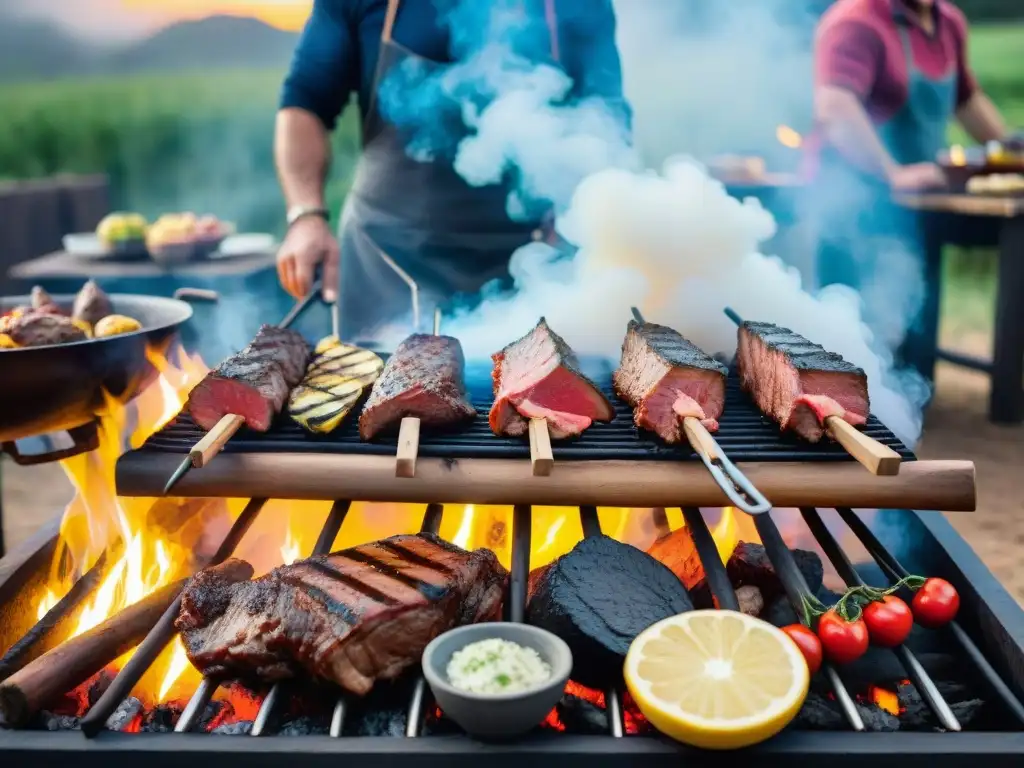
top-left (138, 371), bottom-right (914, 464)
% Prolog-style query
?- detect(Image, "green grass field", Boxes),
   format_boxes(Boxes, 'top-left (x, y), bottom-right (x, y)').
top-left (0, 22), bottom-right (1020, 335)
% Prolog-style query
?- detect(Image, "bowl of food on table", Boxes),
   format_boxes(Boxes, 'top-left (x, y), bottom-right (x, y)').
top-left (421, 622), bottom-right (572, 740)
top-left (938, 141), bottom-right (1024, 190)
top-left (147, 212), bottom-right (235, 266)
top-left (83, 212), bottom-right (151, 259)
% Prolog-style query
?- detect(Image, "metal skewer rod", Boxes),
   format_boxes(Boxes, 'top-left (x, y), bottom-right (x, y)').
top-left (251, 500), bottom-right (351, 737)
top-left (396, 308), bottom-right (442, 479)
top-left (679, 508), bottom-right (740, 611)
top-left (721, 307), bottom-right (901, 476)
top-left (631, 307), bottom-right (770, 515)
top-left (752, 512), bottom-right (865, 731)
top-left (163, 283), bottom-right (326, 496)
top-left (835, 507), bottom-right (1024, 726)
top-left (404, 503), bottom-right (444, 738)
top-left (80, 498), bottom-right (268, 737)
top-left (799, 507), bottom-right (960, 731)
top-left (578, 506), bottom-right (625, 738)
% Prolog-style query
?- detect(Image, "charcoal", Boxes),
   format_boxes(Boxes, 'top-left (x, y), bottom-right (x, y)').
top-left (141, 704), bottom-right (179, 733)
top-left (727, 542), bottom-right (824, 601)
top-left (39, 712), bottom-right (81, 731)
top-left (279, 716), bottom-right (329, 736)
top-left (527, 535), bottom-right (693, 688)
top-left (791, 691), bottom-right (899, 731)
top-left (557, 693), bottom-right (608, 735)
top-left (897, 681), bottom-right (985, 731)
top-left (810, 650), bottom-right (959, 694)
top-left (211, 720), bottom-right (253, 735)
top-left (196, 700), bottom-right (230, 731)
top-left (763, 589), bottom-right (844, 628)
top-left (106, 696), bottom-right (143, 732)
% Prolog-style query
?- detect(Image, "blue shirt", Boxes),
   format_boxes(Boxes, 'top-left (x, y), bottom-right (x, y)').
top-left (280, 0), bottom-right (630, 132)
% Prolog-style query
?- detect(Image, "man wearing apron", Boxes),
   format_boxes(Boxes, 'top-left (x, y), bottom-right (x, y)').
top-left (802, 0), bottom-right (1006, 382)
top-left (274, 0), bottom-right (629, 339)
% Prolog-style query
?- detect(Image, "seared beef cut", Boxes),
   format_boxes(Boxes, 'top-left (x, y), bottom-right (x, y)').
top-left (490, 318), bottom-right (614, 439)
top-left (737, 320), bottom-right (869, 442)
top-left (526, 535), bottom-right (693, 688)
top-left (5, 313), bottom-right (87, 347)
top-left (614, 320), bottom-right (727, 442)
top-left (186, 324), bottom-right (309, 432)
top-left (358, 334), bottom-right (475, 440)
top-left (176, 533), bottom-right (507, 696)
top-left (72, 279), bottom-right (114, 328)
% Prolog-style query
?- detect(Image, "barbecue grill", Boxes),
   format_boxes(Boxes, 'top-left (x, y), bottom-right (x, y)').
top-left (1, 503), bottom-right (1023, 767)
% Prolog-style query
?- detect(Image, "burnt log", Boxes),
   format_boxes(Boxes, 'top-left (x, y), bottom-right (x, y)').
top-left (556, 693), bottom-right (608, 735)
top-left (527, 535), bottom-right (693, 689)
top-left (792, 691), bottom-right (899, 732)
top-left (897, 680), bottom-right (985, 731)
top-left (0, 576), bottom-right (193, 727)
top-left (726, 542), bottom-right (824, 601)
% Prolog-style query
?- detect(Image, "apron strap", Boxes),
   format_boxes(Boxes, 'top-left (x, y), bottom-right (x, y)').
top-left (382, 0), bottom-right (400, 44)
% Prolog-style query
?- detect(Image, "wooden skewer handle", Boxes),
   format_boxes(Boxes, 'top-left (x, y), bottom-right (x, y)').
top-left (190, 414), bottom-right (245, 468)
top-left (396, 417), bottom-right (421, 478)
top-left (529, 418), bottom-right (554, 477)
top-left (826, 416), bottom-right (902, 476)
top-left (682, 417), bottom-right (721, 462)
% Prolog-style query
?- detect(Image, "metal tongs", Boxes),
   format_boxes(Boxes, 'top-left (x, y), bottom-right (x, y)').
top-left (630, 307), bottom-right (771, 515)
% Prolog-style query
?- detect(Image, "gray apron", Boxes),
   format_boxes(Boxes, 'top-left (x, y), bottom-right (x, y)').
top-left (337, 0), bottom-right (558, 340)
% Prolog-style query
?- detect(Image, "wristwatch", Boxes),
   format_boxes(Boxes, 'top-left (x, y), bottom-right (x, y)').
top-left (286, 205), bottom-right (330, 228)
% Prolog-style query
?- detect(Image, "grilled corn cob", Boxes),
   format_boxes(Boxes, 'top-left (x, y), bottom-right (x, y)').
top-left (288, 339), bottom-right (384, 434)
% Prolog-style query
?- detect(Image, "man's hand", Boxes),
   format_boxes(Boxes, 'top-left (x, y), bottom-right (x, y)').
top-left (276, 216), bottom-right (340, 302)
top-left (888, 162), bottom-right (948, 192)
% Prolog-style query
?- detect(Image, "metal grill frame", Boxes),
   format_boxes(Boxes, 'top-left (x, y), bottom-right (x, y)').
top-left (1, 510), bottom-right (1023, 766)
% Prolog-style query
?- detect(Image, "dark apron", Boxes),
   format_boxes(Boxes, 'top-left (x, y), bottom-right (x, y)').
top-left (810, 24), bottom-right (956, 382)
top-left (337, 0), bottom-right (558, 340)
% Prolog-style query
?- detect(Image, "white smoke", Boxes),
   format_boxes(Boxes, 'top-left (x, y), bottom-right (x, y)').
top-left (374, 0), bottom-right (929, 447)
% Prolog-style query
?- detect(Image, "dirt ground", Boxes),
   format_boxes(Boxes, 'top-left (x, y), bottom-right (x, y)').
top-left (3, 346), bottom-right (1022, 602)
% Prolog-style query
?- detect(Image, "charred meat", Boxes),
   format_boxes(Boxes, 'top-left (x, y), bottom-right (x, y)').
top-left (186, 324), bottom-right (309, 432)
top-left (614, 319), bottom-right (727, 442)
top-left (359, 334), bottom-right (475, 440)
top-left (736, 320), bottom-right (869, 442)
top-left (30, 286), bottom-right (61, 313)
top-left (5, 313), bottom-right (87, 347)
top-left (490, 318), bottom-right (614, 439)
top-left (526, 535), bottom-right (693, 688)
top-left (176, 533), bottom-right (507, 696)
top-left (72, 279), bottom-right (114, 328)
top-left (289, 339), bottom-right (384, 434)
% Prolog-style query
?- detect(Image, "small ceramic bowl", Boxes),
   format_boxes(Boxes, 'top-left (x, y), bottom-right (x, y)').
top-left (422, 623), bottom-right (572, 740)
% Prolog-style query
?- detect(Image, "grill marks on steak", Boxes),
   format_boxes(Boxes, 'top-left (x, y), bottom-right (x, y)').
top-left (358, 334), bottom-right (476, 440)
top-left (176, 533), bottom-right (507, 696)
top-left (737, 321), bottom-right (869, 442)
top-left (613, 320), bottom-right (727, 443)
top-left (186, 324), bottom-right (309, 432)
top-left (490, 318), bottom-right (614, 439)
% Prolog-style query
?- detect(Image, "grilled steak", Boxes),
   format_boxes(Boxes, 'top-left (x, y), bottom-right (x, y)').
top-left (736, 320), bottom-right (869, 442)
top-left (176, 533), bottom-right (507, 696)
top-left (526, 535), bottom-right (693, 688)
top-left (614, 320), bottom-right (727, 442)
top-left (358, 334), bottom-right (475, 440)
top-left (5, 312), bottom-right (87, 347)
top-left (72, 279), bottom-right (114, 328)
top-left (490, 318), bottom-right (614, 439)
top-left (186, 324), bottom-right (309, 432)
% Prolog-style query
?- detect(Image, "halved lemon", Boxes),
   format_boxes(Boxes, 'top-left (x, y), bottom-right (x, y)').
top-left (624, 610), bottom-right (809, 749)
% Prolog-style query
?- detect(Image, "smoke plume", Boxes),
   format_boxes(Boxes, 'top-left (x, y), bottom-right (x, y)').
top-left (375, 0), bottom-right (929, 446)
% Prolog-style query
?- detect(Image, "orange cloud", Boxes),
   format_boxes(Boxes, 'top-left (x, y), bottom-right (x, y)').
top-left (123, 0), bottom-right (312, 31)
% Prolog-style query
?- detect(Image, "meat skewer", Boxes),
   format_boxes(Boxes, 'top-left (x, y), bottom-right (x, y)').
top-left (724, 307), bottom-right (901, 476)
top-left (162, 285), bottom-right (322, 495)
top-left (617, 308), bottom-right (771, 515)
top-left (359, 308), bottom-right (476, 476)
top-left (490, 318), bottom-right (615, 477)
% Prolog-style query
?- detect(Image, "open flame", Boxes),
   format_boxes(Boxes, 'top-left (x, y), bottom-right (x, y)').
top-left (868, 683), bottom-right (905, 716)
top-left (776, 124), bottom-right (802, 149)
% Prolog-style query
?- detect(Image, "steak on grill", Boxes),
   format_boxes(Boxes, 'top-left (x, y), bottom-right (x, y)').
top-left (526, 535), bottom-right (694, 688)
top-left (186, 324), bottom-right (309, 432)
top-left (490, 318), bottom-right (614, 439)
top-left (614, 319), bottom-right (728, 442)
top-left (736, 320), bottom-right (869, 442)
top-left (358, 334), bottom-right (476, 440)
top-left (176, 533), bottom-right (507, 696)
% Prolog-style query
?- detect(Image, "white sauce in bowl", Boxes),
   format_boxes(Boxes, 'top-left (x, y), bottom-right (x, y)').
top-left (446, 638), bottom-right (552, 695)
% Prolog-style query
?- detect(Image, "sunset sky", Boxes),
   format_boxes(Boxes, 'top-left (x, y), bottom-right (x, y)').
top-left (7, 0), bottom-right (315, 41)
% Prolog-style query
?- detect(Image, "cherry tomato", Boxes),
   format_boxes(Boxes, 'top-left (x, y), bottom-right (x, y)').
top-left (781, 624), bottom-right (823, 675)
top-left (911, 578), bottom-right (960, 628)
top-left (816, 610), bottom-right (869, 664)
top-left (862, 595), bottom-right (914, 647)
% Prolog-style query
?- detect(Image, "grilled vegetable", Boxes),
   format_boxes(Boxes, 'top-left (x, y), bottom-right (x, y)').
top-left (93, 314), bottom-right (142, 338)
top-left (0, 334), bottom-right (19, 349)
top-left (288, 340), bottom-right (384, 434)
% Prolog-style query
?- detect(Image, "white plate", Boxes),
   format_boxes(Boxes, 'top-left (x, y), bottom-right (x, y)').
top-left (215, 233), bottom-right (277, 257)
top-left (62, 233), bottom-right (108, 257)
